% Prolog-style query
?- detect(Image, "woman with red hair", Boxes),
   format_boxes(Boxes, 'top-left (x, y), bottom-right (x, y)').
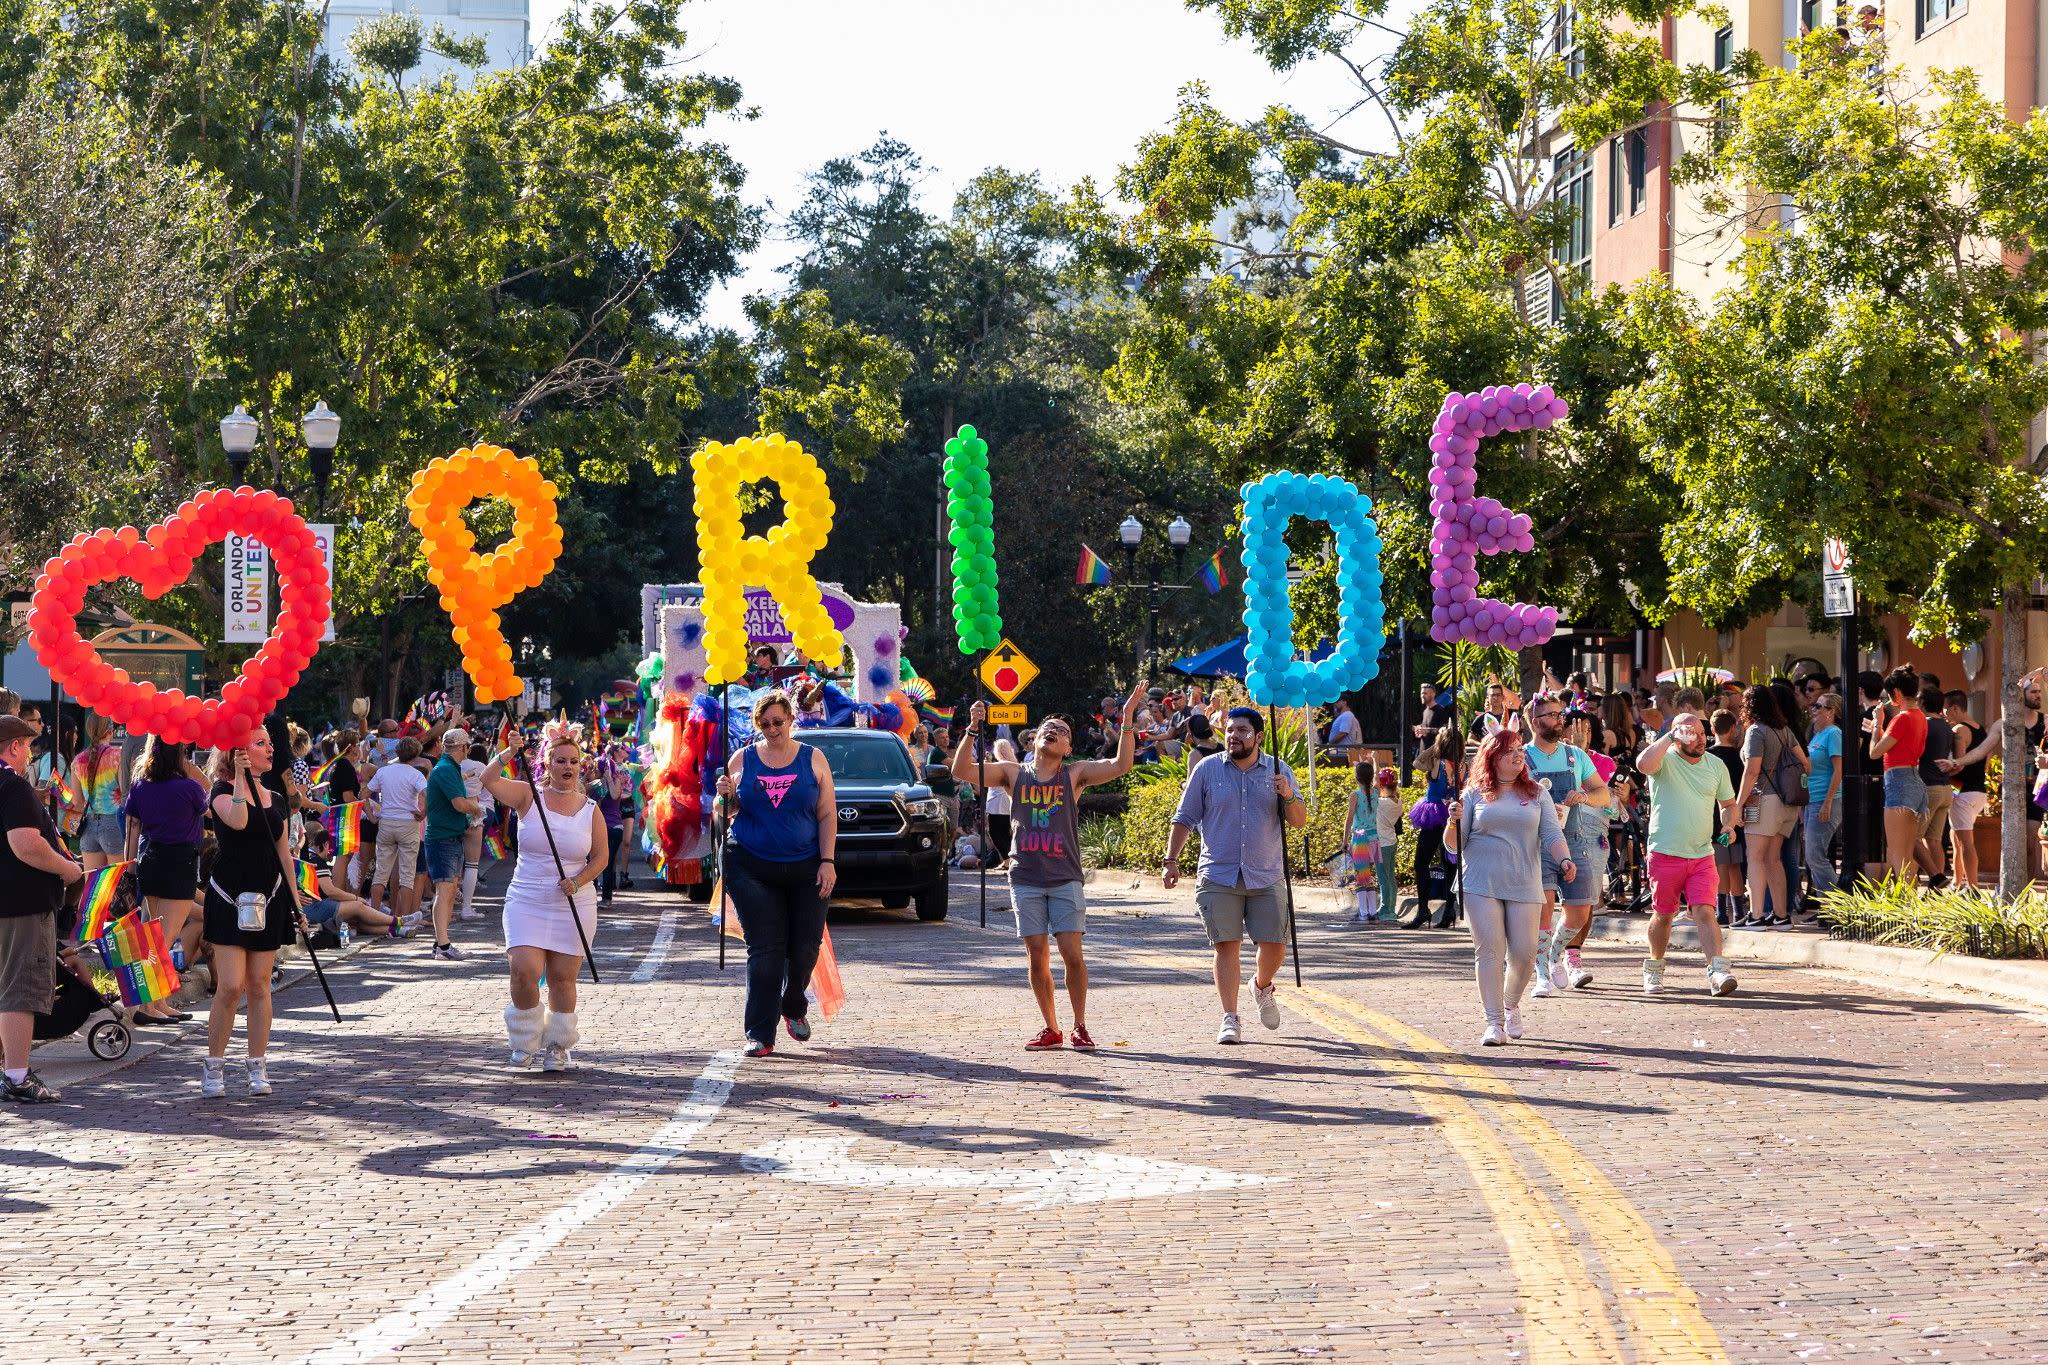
top-left (1446, 729), bottom-right (1576, 1047)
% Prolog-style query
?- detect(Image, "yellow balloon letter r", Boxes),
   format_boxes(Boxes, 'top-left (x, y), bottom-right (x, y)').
top-left (690, 434), bottom-right (844, 686)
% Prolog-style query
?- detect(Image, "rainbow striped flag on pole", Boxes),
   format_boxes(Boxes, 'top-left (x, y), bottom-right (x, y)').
top-left (1075, 544), bottom-right (1113, 586)
top-left (1197, 547), bottom-right (1230, 594)
top-left (308, 755), bottom-right (342, 791)
top-left (322, 802), bottom-right (363, 858)
top-left (295, 860), bottom-right (323, 902)
top-left (485, 821), bottom-right (513, 861)
top-left (74, 861), bottom-right (133, 944)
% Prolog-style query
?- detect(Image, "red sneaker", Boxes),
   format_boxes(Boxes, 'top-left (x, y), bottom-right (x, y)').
top-left (1024, 1026), bottom-right (1064, 1050)
top-left (1069, 1027), bottom-right (1097, 1050)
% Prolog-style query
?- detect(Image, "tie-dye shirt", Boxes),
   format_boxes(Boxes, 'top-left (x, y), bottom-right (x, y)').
top-left (70, 744), bottom-right (124, 816)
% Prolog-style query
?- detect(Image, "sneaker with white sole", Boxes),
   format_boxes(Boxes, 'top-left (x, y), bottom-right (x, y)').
top-left (1503, 1007), bottom-right (1524, 1040)
top-left (200, 1056), bottom-right (226, 1099)
top-left (246, 1058), bottom-right (272, 1096)
top-left (1531, 972), bottom-right (1555, 999)
top-left (507, 1048), bottom-right (536, 1069)
top-left (1642, 957), bottom-right (1666, 995)
top-left (1216, 1013), bottom-right (1242, 1045)
top-left (1480, 1022), bottom-right (1507, 1047)
top-left (1252, 981), bottom-right (1281, 1029)
top-left (1549, 955), bottom-right (1572, 992)
top-left (540, 1043), bottom-right (573, 1072)
top-left (1567, 952), bottom-right (1594, 989)
top-left (1707, 959), bottom-right (1739, 996)
top-left (431, 941), bottom-right (466, 961)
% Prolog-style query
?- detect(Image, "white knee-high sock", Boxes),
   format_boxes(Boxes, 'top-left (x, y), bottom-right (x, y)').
top-left (460, 862), bottom-right (480, 916)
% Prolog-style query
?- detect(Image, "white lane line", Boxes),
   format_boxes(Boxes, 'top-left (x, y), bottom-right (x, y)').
top-left (298, 1049), bottom-right (742, 1365)
top-left (627, 903), bottom-right (681, 983)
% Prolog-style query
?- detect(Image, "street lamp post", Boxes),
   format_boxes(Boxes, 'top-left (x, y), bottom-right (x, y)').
top-left (219, 405), bottom-right (259, 485)
top-left (1112, 514), bottom-right (1194, 678)
top-left (301, 400), bottom-right (342, 512)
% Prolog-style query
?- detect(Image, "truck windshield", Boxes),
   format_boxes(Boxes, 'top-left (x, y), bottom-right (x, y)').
top-left (808, 734), bottom-right (917, 784)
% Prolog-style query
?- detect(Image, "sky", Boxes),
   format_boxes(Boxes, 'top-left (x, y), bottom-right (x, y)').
top-left (528, 0), bottom-right (1367, 328)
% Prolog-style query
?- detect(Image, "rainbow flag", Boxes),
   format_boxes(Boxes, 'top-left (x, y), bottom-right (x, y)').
top-left (918, 703), bottom-right (954, 729)
top-left (322, 802), bottom-right (362, 858)
top-left (485, 821), bottom-right (513, 861)
top-left (1075, 544), bottom-right (1112, 586)
top-left (1198, 547), bottom-right (1230, 594)
top-left (102, 914), bottom-right (179, 1006)
top-left (308, 755), bottom-right (342, 790)
top-left (74, 861), bottom-right (132, 944)
top-left (295, 860), bottom-right (322, 902)
top-left (54, 765), bottom-right (84, 811)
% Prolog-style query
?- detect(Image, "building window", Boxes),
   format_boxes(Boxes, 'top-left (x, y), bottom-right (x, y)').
top-left (1799, 0), bottom-right (1824, 33)
top-left (1713, 24), bottom-right (1733, 69)
top-left (1552, 145), bottom-right (1591, 317)
top-left (1627, 127), bottom-right (1648, 216)
top-left (1917, 0), bottom-right (1964, 35)
top-left (1607, 138), bottom-right (1622, 226)
top-left (1553, 3), bottom-right (1584, 79)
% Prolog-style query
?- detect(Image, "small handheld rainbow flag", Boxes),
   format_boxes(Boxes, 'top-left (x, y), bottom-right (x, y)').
top-left (74, 861), bottom-right (132, 944)
top-left (1197, 547), bottom-right (1230, 595)
top-left (918, 703), bottom-right (954, 729)
top-left (322, 802), bottom-right (362, 858)
top-left (295, 860), bottom-right (322, 902)
top-left (55, 765), bottom-right (84, 810)
top-left (485, 821), bottom-right (513, 860)
top-left (1075, 544), bottom-right (1113, 586)
top-left (308, 755), bottom-right (342, 791)
top-left (102, 914), bottom-right (179, 1006)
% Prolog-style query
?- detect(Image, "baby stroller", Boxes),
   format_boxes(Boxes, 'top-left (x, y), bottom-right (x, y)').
top-left (35, 955), bottom-right (132, 1062)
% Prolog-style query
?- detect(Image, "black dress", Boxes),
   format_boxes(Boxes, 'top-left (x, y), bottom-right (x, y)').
top-left (202, 779), bottom-right (295, 953)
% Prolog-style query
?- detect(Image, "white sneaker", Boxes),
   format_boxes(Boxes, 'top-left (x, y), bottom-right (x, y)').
top-left (246, 1058), bottom-right (272, 1096)
top-left (1503, 1008), bottom-right (1524, 1040)
top-left (200, 1057), bottom-right (226, 1099)
top-left (1252, 981), bottom-right (1281, 1029)
top-left (1642, 958), bottom-right (1666, 995)
top-left (1216, 1013), bottom-right (1242, 1045)
top-left (1480, 1023), bottom-right (1507, 1047)
top-left (1707, 960), bottom-right (1739, 996)
top-left (1568, 960), bottom-right (1595, 989)
top-left (507, 1048), bottom-right (535, 1069)
top-left (1531, 972), bottom-right (1555, 999)
top-left (458, 908), bottom-right (483, 921)
top-left (1549, 955), bottom-right (1572, 992)
top-left (540, 1043), bottom-right (573, 1072)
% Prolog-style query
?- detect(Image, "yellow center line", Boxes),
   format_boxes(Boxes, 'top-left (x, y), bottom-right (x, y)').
top-left (1296, 983), bottom-right (1730, 1364)
top-left (1121, 948), bottom-right (1620, 1363)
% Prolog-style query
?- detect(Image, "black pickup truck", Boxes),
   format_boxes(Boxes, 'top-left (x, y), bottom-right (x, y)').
top-left (694, 729), bottom-right (951, 920)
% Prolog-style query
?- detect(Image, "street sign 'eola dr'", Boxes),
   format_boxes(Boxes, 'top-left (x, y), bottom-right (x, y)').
top-left (979, 640), bottom-right (1038, 703)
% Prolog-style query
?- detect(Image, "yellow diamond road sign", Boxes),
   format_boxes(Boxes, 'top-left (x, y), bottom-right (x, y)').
top-left (979, 639), bottom-right (1038, 703)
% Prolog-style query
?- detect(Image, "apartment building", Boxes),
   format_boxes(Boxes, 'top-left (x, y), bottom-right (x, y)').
top-left (1544, 0), bottom-right (2048, 695)
top-left (324, 0), bottom-right (532, 84)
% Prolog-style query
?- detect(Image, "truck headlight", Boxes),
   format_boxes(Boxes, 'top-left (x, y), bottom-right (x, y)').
top-left (904, 798), bottom-right (942, 820)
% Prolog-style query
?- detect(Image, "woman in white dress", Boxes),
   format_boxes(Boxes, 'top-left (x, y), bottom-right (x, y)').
top-left (482, 721), bottom-right (609, 1071)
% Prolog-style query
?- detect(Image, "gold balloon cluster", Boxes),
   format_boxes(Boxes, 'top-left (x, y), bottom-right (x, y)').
top-left (691, 434), bottom-right (842, 684)
top-left (406, 444), bottom-right (563, 705)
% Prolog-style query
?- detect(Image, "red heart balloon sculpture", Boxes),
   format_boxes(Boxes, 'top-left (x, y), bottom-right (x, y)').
top-left (28, 488), bottom-right (332, 750)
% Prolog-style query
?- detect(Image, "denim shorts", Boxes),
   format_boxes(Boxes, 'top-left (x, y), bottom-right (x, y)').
top-left (424, 836), bottom-right (465, 883)
top-left (79, 813), bottom-right (126, 856)
top-left (1010, 880), bottom-right (1085, 938)
top-left (1882, 766), bottom-right (1928, 816)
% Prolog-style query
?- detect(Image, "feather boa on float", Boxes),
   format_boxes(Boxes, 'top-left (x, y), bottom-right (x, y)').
top-left (646, 681), bottom-right (915, 884)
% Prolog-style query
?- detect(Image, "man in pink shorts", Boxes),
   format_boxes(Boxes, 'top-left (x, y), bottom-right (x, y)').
top-left (1636, 713), bottom-right (1740, 996)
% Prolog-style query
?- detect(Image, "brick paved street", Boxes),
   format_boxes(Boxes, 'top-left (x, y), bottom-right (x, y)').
top-left (7, 862), bottom-right (2048, 1364)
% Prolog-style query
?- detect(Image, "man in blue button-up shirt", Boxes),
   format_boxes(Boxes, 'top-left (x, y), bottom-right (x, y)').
top-left (1164, 708), bottom-right (1306, 1044)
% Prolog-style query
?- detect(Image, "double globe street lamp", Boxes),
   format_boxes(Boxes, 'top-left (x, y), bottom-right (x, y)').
top-left (1115, 513), bottom-right (1193, 678)
top-left (218, 400), bottom-right (343, 510)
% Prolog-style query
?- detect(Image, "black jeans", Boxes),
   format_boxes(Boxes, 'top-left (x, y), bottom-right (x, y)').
top-left (601, 824), bottom-right (625, 898)
top-left (725, 846), bottom-right (826, 1046)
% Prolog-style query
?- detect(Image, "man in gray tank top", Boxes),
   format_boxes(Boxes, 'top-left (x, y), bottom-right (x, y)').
top-left (954, 683), bottom-right (1145, 1051)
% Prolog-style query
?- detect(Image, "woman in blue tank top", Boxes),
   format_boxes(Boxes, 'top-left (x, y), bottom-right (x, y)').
top-left (715, 690), bottom-right (839, 1057)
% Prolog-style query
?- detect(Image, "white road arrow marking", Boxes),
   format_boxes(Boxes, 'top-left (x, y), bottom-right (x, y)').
top-left (741, 1137), bottom-right (1280, 1210)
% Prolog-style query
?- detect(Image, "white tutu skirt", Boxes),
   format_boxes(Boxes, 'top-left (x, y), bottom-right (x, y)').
top-left (502, 886), bottom-right (598, 957)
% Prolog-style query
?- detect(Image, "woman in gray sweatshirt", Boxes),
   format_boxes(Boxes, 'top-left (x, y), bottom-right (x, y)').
top-left (1446, 729), bottom-right (1576, 1047)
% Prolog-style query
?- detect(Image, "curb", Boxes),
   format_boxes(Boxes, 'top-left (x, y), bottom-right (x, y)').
top-left (1579, 912), bottom-right (2048, 1012)
top-left (1285, 878), bottom-right (2048, 1013)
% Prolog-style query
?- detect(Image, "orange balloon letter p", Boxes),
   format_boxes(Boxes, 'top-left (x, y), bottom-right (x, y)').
top-left (406, 445), bottom-right (563, 705)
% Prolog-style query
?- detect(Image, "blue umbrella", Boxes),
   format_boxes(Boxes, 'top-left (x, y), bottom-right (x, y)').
top-left (1169, 634), bottom-right (1335, 679)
